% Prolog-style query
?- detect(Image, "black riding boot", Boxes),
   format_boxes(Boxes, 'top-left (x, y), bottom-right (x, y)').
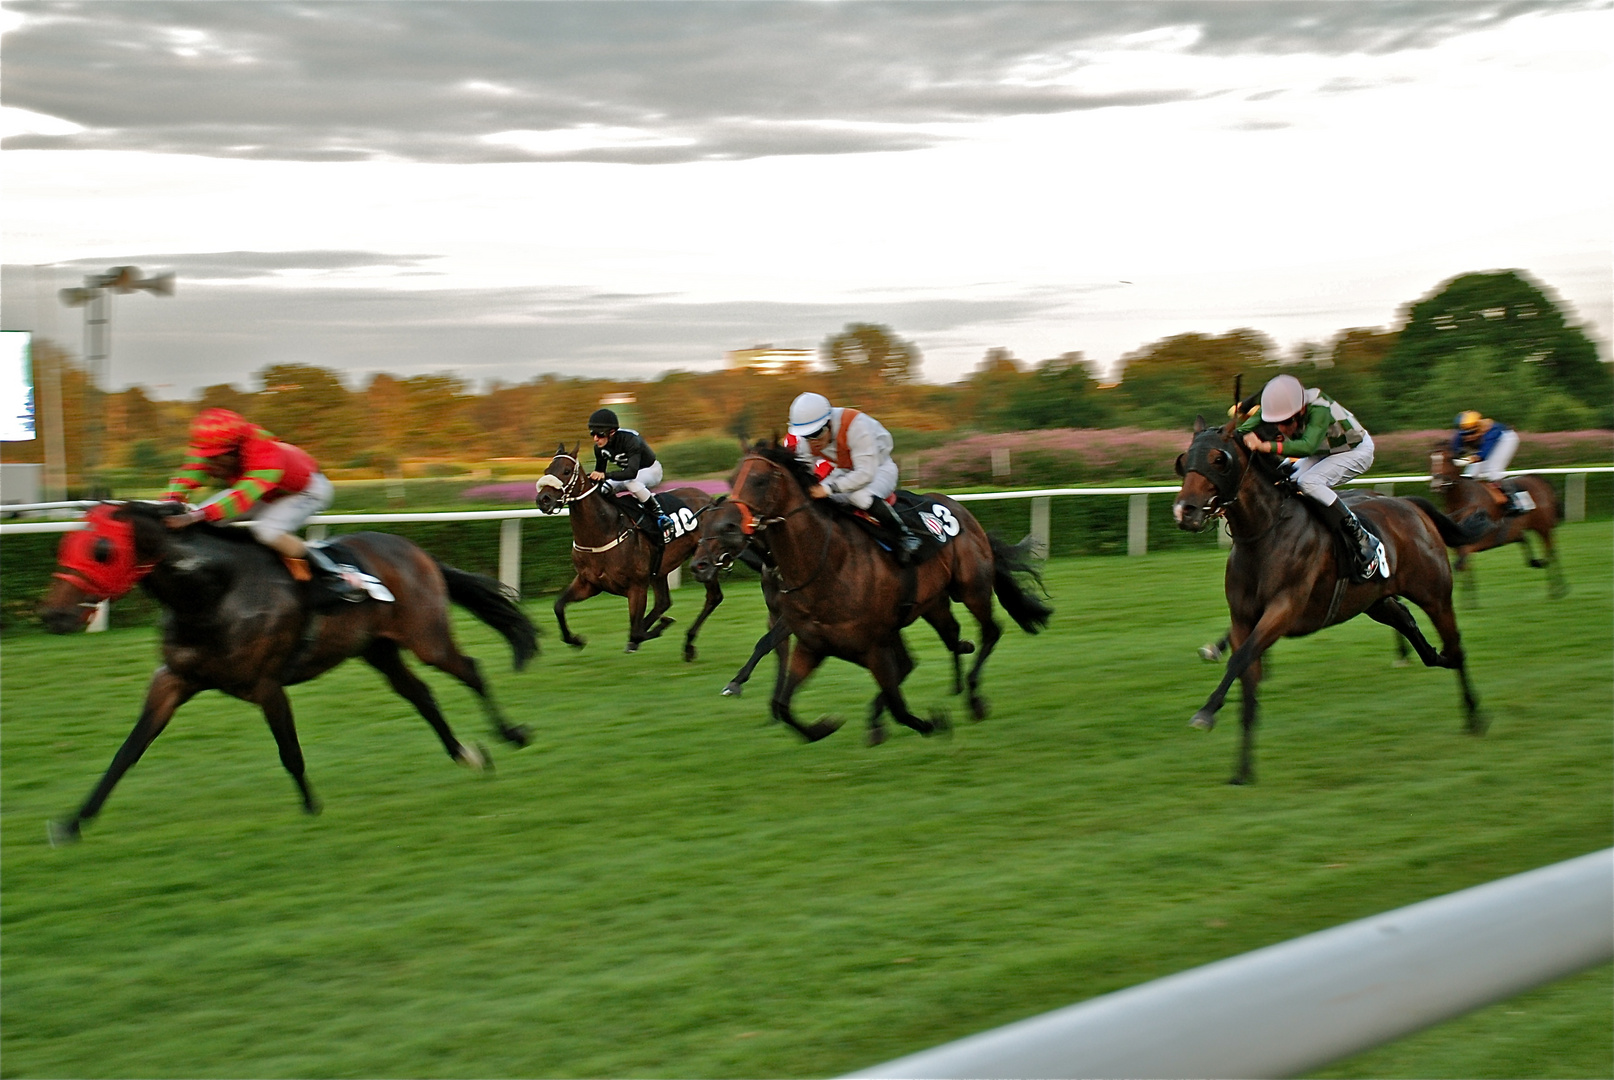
top-left (865, 497), bottom-right (921, 564)
top-left (1314, 498), bottom-right (1381, 582)
top-left (305, 544), bottom-right (368, 602)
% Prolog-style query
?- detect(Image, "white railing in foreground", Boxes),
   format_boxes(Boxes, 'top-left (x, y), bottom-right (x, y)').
top-left (845, 848), bottom-right (1614, 1080)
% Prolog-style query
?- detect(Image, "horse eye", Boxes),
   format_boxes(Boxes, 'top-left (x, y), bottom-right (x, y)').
top-left (1208, 449), bottom-right (1227, 469)
top-left (92, 538), bottom-right (114, 564)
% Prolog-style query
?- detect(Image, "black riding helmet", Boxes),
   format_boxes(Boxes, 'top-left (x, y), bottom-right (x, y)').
top-left (588, 407), bottom-right (619, 435)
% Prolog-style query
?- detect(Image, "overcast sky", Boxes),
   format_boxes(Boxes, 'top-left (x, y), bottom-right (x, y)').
top-left (3, 0), bottom-right (1610, 399)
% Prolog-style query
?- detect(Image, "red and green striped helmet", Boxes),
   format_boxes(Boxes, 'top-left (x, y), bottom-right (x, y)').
top-left (188, 408), bottom-right (256, 456)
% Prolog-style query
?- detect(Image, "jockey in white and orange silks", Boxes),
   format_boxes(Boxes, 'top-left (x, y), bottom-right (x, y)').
top-left (784, 392), bottom-right (921, 563)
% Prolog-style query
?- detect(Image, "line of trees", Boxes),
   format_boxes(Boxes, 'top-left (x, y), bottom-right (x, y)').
top-left (7, 268), bottom-right (1608, 490)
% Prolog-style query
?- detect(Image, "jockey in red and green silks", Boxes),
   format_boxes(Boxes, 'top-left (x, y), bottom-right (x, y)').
top-left (166, 409), bottom-right (318, 523)
top-left (164, 408), bottom-right (369, 600)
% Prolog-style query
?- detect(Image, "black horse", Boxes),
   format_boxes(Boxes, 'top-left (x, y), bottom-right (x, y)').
top-left (39, 501), bottom-right (537, 842)
top-left (1173, 415), bottom-right (1490, 784)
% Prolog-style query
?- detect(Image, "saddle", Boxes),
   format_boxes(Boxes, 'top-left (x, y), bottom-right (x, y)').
top-left (610, 489), bottom-right (697, 543)
top-left (1484, 478), bottom-right (1536, 515)
top-left (303, 539), bottom-right (393, 608)
top-left (843, 490), bottom-right (955, 566)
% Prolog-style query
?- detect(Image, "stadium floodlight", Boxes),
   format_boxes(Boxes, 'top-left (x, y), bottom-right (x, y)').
top-left (56, 265), bottom-right (175, 492)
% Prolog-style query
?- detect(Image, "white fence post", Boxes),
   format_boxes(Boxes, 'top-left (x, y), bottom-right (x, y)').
top-left (1376, 482), bottom-right (1396, 496)
top-left (1218, 519), bottom-right (1233, 549)
top-left (1127, 493), bottom-right (1148, 557)
top-left (87, 600), bottom-right (110, 633)
top-left (499, 517), bottom-right (521, 596)
top-left (305, 523), bottom-right (329, 542)
top-left (991, 448), bottom-right (1011, 480)
top-left (1566, 471), bottom-right (1586, 522)
top-left (1029, 497), bottom-right (1050, 559)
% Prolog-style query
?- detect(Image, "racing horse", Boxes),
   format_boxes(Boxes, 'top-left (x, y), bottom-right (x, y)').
top-left (39, 501), bottom-right (538, 843)
top-left (534, 443), bottom-right (724, 656)
top-left (688, 497), bottom-right (977, 721)
top-left (1173, 414), bottom-right (1490, 784)
top-left (725, 442), bottom-right (1051, 744)
top-left (1428, 446), bottom-right (1566, 602)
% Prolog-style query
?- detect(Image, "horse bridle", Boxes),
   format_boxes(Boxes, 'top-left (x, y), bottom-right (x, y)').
top-left (727, 455), bottom-right (833, 593)
top-left (537, 453), bottom-right (640, 553)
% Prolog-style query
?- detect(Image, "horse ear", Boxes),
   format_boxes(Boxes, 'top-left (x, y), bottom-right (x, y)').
top-left (1174, 453), bottom-right (1187, 478)
top-left (1194, 414), bottom-right (1207, 433)
top-left (571, 441), bottom-right (581, 457)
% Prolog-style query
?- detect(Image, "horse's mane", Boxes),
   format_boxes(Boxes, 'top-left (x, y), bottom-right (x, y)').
top-left (116, 500), bottom-right (267, 547)
top-left (748, 441), bottom-right (822, 494)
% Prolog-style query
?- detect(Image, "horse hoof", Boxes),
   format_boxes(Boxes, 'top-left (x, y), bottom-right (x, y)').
top-left (1190, 709), bottom-right (1217, 731)
top-left (1227, 775), bottom-right (1251, 786)
top-left (1198, 644), bottom-right (1223, 662)
top-left (46, 819), bottom-right (81, 847)
top-left (969, 696), bottom-right (989, 722)
top-left (303, 797), bottom-right (324, 816)
top-left (504, 725), bottom-right (531, 748)
top-left (458, 743), bottom-right (491, 772)
top-left (955, 640), bottom-right (975, 655)
top-left (806, 716), bottom-right (844, 742)
top-left (1392, 658), bottom-right (1411, 669)
top-left (927, 710), bottom-right (953, 738)
top-left (722, 681), bottom-right (744, 697)
top-left (625, 642), bottom-right (640, 654)
top-left (565, 636), bottom-right (587, 650)
top-left (866, 725), bottom-right (888, 747)
top-left (683, 645), bottom-right (697, 663)
top-left (1467, 713), bottom-right (1491, 737)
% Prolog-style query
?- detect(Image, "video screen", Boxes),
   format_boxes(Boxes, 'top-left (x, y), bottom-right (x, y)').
top-left (0, 331), bottom-right (34, 442)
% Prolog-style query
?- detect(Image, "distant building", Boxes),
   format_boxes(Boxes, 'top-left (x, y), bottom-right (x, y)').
top-left (726, 344), bottom-right (816, 376)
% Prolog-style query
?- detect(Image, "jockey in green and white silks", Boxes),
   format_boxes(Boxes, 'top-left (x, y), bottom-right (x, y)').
top-left (1237, 374), bottom-right (1387, 581)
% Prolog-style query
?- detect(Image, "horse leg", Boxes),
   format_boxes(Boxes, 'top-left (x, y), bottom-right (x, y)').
top-left (725, 617), bottom-right (789, 697)
top-left (49, 666), bottom-right (197, 845)
top-left (771, 642), bottom-right (842, 742)
top-left (1455, 548), bottom-right (1479, 610)
top-left (864, 637), bottom-right (919, 746)
top-left (1536, 525), bottom-right (1569, 598)
top-left (253, 683), bottom-right (323, 814)
top-left (1382, 595), bottom-right (1487, 735)
top-left (380, 635), bottom-right (527, 752)
top-left (682, 579), bottom-right (723, 663)
top-left (641, 569), bottom-right (677, 642)
top-left (864, 638), bottom-right (947, 739)
top-left (959, 580), bottom-right (1003, 722)
top-left (624, 581), bottom-right (650, 653)
top-left (1232, 649), bottom-right (1264, 786)
top-left (554, 575), bottom-right (598, 649)
top-left (1192, 602), bottom-right (1296, 731)
top-left (921, 604), bottom-right (968, 697)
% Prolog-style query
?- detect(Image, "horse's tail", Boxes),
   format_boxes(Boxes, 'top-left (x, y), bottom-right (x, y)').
top-left (437, 561), bottom-right (540, 670)
top-left (1403, 496), bottom-right (1493, 548)
top-left (988, 533), bottom-right (1053, 634)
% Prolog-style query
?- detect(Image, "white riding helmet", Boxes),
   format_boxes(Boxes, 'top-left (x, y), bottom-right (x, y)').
top-left (1259, 374), bottom-right (1307, 423)
top-left (787, 392), bottom-right (833, 437)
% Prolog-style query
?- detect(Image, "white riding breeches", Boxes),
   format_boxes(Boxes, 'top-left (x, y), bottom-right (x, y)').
top-left (1289, 433), bottom-right (1375, 507)
top-left (828, 459), bottom-right (899, 510)
top-left (1463, 429), bottom-right (1518, 481)
top-left (201, 471), bottom-right (334, 543)
top-left (604, 460), bottom-right (664, 502)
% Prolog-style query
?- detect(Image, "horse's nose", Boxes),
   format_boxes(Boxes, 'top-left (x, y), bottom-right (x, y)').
top-left (1174, 499), bottom-right (1205, 532)
top-left (690, 556), bottom-right (713, 582)
top-left (39, 607), bottom-right (86, 634)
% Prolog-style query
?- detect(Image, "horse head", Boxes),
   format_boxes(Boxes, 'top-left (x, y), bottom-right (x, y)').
top-left (727, 441), bottom-right (818, 534)
top-left (40, 502), bottom-right (174, 633)
top-left (534, 442), bottom-right (588, 514)
top-left (689, 498), bottom-right (749, 583)
top-left (1172, 416), bottom-right (1250, 533)
top-left (1429, 446), bottom-right (1459, 494)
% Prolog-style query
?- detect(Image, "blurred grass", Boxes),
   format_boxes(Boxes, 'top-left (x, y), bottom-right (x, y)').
top-left (1, 523), bottom-right (1609, 1078)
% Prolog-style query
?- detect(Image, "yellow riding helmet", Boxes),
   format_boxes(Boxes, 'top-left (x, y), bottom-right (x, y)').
top-left (1456, 410), bottom-right (1483, 432)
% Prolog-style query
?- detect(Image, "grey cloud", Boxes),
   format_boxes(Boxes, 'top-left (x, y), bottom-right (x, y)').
top-left (3, 1), bottom-right (1584, 165)
top-left (2, 262), bottom-right (1058, 393)
top-left (54, 251), bottom-right (442, 280)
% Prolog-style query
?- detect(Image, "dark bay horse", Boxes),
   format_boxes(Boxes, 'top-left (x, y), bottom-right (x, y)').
top-left (535, 444), bottom-right (724, 656)
top-left (1429, 446), bottom-right (1567, 601)
top-left (1173, 416), bottom-right (1490, 784)
top-left (688, 497), bottom-right (977, 713)
top-left (39, 501), bottom-right (538, 843)
top-left (725, 443), bottom-right (1050, 744)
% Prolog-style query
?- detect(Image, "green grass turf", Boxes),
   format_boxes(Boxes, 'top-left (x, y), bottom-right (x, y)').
top-left (2, 523), bottom-right (1609, 1078)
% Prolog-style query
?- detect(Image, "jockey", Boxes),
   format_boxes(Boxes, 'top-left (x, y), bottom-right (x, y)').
top-left (164, 408), bottom-right (375, 601)
top-left (1237, 374), bottom-right (1387, 582)
top-left (785, 391), bottom-right (922, 563)
top-left (586, 408), bottom-right (673, 540)
top-left (1451, 411), bottom-right (1519, 481)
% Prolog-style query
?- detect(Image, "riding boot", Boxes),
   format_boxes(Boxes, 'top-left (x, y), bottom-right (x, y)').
top-left (865, 497), bottom-right (921, 564)
top-left (304, 544), bottom-right (370, 603)
top-left (1314, 498), bottom-right (1383, 582)
top-left (643, 493), bottom-right (675, 538)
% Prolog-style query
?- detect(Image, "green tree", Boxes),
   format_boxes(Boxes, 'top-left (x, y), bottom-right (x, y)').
top-left (822, 323), bottom-right (922, 398)
top-left (1112, 329), bottom-right (1276, 428)
top-left (1381, 270), bottom-right (1610, 428)
top-left (997, 353), bottom-right (1111, 430)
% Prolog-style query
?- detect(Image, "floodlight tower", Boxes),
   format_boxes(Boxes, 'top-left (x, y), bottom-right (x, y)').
top-left (58, 266), bottom-right (174, 492)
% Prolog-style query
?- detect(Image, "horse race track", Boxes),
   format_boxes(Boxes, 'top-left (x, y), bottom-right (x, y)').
top-left (3, 522), bottom-right (1610, 1079)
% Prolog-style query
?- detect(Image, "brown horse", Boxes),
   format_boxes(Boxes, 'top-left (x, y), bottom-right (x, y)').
top-left (534, 444), bottom-right (723, 656)
top-left (725, 443), bottom-right (1050, 744)
top-left (688, 498), bottom-right (977, 715)
top-left (39, 501), bottom-right (538, 843)
top-left (1173, 416), bottom-right (1490, 784)
top-left (1429, 446), bottom-right (1567, 602)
